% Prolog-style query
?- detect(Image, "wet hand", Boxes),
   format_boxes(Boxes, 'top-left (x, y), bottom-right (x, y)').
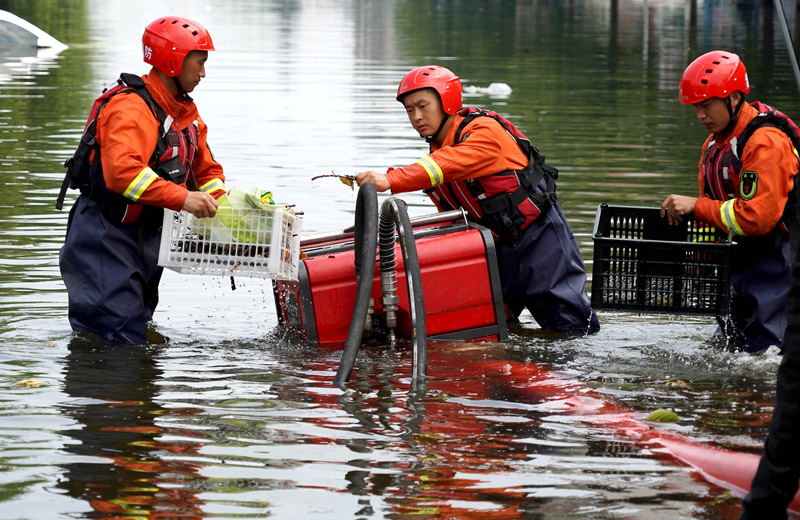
top-left (183, 191), bottom-right (219, 218)
top-left (356, 171), bottom-right (391, 192)
top-left (660, 194), bottom-right (697, 225)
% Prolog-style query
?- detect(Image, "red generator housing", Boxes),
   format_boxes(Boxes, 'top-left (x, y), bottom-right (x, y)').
top-left (273, 211), bottom-right (508, 346)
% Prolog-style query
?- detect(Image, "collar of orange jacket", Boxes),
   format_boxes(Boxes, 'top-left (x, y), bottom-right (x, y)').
top-left (714, 101), bottom-right (757, 147)
top-left (141, 68), bottom-right (199, 126)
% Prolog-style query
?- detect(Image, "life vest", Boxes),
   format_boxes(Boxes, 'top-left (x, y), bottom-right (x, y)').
top-left (701, 101), bottom-right (800, 235)
top-left (56, 73), bottom-right (198, 226)
top-left (424, 107), bottom-right (558, 242)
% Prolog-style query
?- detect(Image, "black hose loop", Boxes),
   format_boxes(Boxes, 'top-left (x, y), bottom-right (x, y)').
top-left (379, 197), bottom-right (428, 387)
top-left (334, 182), bottom-right (378, 387)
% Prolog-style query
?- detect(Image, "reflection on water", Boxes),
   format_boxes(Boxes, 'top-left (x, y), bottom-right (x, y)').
top-left (58, 336), bottom-right (206, 518)
top-left (0, 0), bottom-right (797, 518)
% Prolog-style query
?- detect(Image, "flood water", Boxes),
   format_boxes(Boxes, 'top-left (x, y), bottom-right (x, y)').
top-left (2, 0), bottom-right (800, 518)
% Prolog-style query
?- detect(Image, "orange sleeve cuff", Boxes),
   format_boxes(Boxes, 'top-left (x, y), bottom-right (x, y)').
top-left (693, 196), bottom-right (722, 229)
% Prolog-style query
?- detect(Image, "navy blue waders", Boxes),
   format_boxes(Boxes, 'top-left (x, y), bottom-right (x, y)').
top-left (60, 196), bottom-right (163, 344)
top-left (498, 201), bottom-right (599, 333)
top-left (718, 239), bottom-right (790, 352)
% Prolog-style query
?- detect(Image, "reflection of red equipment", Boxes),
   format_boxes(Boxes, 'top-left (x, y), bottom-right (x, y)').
top-left (273, 211), bottom-right (507, 346)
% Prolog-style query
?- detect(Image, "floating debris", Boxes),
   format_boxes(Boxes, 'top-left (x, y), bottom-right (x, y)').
top-left (665, 380), bottom-right (687, 388)
top-left (311, 172), bottom-right (357, 190)
top-left (646, 408), bottom-right (680, 423)
top-left (15, 379), bottom-right (43, 388)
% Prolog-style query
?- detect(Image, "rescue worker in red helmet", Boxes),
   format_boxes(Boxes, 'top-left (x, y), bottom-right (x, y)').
top-left (59, 16), bottom-right (226, 344)
top-left (661, 50), bottom-right (800, 352)
top-left (357, 65), bottom-right (599, 334)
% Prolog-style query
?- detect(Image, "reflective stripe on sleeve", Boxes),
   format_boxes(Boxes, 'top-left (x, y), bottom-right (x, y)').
top-left (720, 199), bottom-right (745, 235)
top-left (416, 155), bottom-right (444, 187)
top-left (199, 178), bottom-right (225, 194)
top-left (122, 167), bottom-right (159, 201)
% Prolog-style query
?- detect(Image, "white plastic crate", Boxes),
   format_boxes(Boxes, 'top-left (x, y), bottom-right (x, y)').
top-left (158, 206), bottom-right (302, 280)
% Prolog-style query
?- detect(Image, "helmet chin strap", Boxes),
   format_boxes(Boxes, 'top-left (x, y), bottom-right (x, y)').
top-left (172, 76), bottom-right (193, 102)
top-left (424, 114), bottom-right (450, 144)
top-left (721, 94), bottom-right (745, 135)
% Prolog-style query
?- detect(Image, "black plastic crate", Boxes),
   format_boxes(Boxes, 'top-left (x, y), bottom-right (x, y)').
top-left (591, 204), bottom-right (732, 316)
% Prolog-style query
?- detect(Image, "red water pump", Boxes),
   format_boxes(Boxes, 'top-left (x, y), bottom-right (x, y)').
top-left (272, 198), bottom-right (507, 349)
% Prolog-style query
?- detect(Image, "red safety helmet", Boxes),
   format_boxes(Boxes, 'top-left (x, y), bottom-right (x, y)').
top-left (679, 50), bottom-right (750, 104)
top-left (397, 65), bottom-right (462, 115)
top-left (142, 16), bottom-right (215, 77)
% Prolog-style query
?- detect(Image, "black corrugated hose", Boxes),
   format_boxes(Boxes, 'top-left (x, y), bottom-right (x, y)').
top-left (379, 197), bottom-right (427, 388)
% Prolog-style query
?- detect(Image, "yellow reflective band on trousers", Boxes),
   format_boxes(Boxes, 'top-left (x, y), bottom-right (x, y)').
top-left (720, 199), bottom-right (745, 235)
top-left (123, 167), bottom-right (158, 201)
top-left (199, 178), bottom-right (225, 194)
top-left (417, 155), bottom-right (444, 187)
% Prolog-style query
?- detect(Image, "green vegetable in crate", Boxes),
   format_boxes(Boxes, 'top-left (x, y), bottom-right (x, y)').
top-left (247, 189), bottom-right (275, 207)
top-left (240, 188), bottom-right (279, 243)
top-left (196, 190), bottom-right (249, 244)
top-left (196, 187), bottom-right (286, 245)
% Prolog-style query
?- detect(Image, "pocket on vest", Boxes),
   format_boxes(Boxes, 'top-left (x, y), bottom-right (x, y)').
top-left (478, 192), bottom-right (538, 238)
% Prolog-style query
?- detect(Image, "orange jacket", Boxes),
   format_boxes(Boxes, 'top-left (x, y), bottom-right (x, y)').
top-left (694, 102), bottom-right (798, 236)
top-left (386, 113), bottom-right (527, 193)
top-left (95, 69), bottom-right (225, 211)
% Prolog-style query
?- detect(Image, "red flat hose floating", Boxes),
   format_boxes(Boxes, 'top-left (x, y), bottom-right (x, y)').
top-left (478, 359), bottom-right (800, 513)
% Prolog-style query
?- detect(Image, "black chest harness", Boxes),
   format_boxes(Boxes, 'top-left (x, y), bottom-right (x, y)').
top-left (425, 108), bottom-right (558, 243)
top-left (56, 73), bottom-right (198, 226)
